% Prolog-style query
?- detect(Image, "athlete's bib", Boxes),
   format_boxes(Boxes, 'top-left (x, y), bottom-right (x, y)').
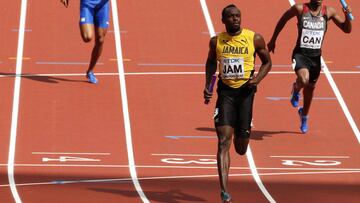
top-left (220, 57), bottom-right (245, 79)
top-left (300, 29), bottom-right (324, 49)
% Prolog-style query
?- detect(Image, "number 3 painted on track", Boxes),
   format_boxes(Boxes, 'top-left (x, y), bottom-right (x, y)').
top-left (161, 158), bottom-right (217, 165)
top-left (282, 160), bottom-right (341, 166)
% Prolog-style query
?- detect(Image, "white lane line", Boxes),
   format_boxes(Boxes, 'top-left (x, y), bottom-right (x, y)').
top-left (31, 152), bottom-right (111, 155)
top-left (1, 71), bottom-right (360, 78)
top-left (8, 0), bottom-right (28, 202)
top-left (246, 146), bottom-right (276, 203)
top-left (199, 1), bottom-right (276, 202)
top-left (270, 156), bottom-right (350, 159)
top-left (110, 0), bottom-right (149, 202)
top-left (288, 0), bottom-right (360, 144)
top-left (321, 58), bottom-right (360, 143)
top-left (152, 153), bottom-right (216, 157)
top-left (0, 163), bottom-right (359, 171)
top-left (1, 170), bottom-right (359, 188)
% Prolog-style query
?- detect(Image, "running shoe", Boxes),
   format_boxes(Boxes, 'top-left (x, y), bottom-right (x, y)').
top-left (290, 83), bottom-right (300, 107)
top-left (221, 191), bottom-right (232, 203)
top-left (86, 71), bottom-right (98, 84)
top-left (298, 107), bottom-right (308, 134)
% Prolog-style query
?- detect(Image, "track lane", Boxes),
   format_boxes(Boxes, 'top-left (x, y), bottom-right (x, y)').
top-left (8, 1), bottom-right (140, 202)
top-left (1, 1), bottom-right (23, 202)
top-left (121, 0), bottom-right (267, 202)
top-left (246, 1), bottom-right (360, 202)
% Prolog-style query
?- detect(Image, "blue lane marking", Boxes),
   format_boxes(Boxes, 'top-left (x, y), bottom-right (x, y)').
top-left (165, 135), bottom-right (216, 139)
top-left (266, 97), bottom-right (336, 101)
top-left (51, 180), bottom-right (65, 184)
top-left (36, 62), bottom-right (104, 65)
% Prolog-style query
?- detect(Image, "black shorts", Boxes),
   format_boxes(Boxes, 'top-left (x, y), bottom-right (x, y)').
top-left (292, 52), bottom-right (321, 83)
top-left (214, 80), bottom-right (256, 136)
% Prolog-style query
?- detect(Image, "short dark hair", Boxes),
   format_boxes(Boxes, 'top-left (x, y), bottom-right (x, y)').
top-left (222, 4), bottom-right (239, 18)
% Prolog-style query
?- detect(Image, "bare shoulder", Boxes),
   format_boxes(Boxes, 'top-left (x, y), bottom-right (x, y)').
top-left (209, 36), bottom-right (217, 48)
top-left (292, 3), bottom-right (304, 15)
top-left (254, 33), bottom-right (266, 49)
top-left (325, 5), bottom-right (337, 19)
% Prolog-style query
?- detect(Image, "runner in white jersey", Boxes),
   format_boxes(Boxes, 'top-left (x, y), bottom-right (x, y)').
top-left (267, 0), bottom-right (352, 133)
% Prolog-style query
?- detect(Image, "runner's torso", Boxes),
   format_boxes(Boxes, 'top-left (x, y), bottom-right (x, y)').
top-left (216, 29), bottom-right (256, 89)
top-left (294, 3), bottom-right (328, 57)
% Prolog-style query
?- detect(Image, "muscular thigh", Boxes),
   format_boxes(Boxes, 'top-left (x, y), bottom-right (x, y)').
top-left (293, 53), bottom-right (321, 83)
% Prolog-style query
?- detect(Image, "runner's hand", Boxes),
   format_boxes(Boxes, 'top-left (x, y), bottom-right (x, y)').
top-left (61, 0), bottom-right (69, 8)
top-left (203, 88), bottom-right (213, 103)
top-left (267, 40), bottom-right (276, 53)
top-left (342, 5), bottom-right (352, 15)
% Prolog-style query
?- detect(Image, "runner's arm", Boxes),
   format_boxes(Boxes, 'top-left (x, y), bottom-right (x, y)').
top-left (204, 37), bottom-right (217, 101)
top-left (249, 33), bottom-right (272, 86)
top-left (327, 6), bottom-right (352, 33)
top-left (267, 4), bottom-right (302, 53)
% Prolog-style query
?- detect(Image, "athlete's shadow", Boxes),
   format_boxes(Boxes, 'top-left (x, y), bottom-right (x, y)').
top-left (0, 72), bottom-right (86, 83)
top-left (89, 188), bottom-right (206, 203)
top-left (196, 127), bottom-right (300, 140)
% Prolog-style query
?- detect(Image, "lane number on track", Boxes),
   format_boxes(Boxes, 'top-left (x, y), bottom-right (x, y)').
top-left (161, 158), bottom-right (217, 165)
top-left (42, 156), bottom-right (100, 162)
top-left (282, 159), bottom-right (341, 166)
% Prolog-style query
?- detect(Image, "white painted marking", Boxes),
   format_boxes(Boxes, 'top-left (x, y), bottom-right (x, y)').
top-left (0, 163), bottom-right (359, 171)
top-left (8, 0), bottom-right (28, 202)
top-left (321, 58), bottom-right (360, 143)
top-left (270, 156), bottom-right (350, 159)
top-left (1, 170), bottom-right (360, 188)
top-left (246, 146), bottom-right (276, 203)
top-left (200, 1), bottom-right (275, 202)
top-left (1, 71), bottom-right (360, 78)
top-left (199, 0), bottom-right (215, 38)
top-left (42, 156), bottom-right (100, 162)
top-left (110, 0), bottom-right (149, 202)
top-left (152, 153), bottom-right (216, 157)
top-left (32, 152), bottom-right (111, 155)
top-left (161, 158), bottom-right (217, 165)
top-left (282, 160), bottom-right (341, 166)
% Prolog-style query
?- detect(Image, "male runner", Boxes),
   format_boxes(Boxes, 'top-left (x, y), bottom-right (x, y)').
top-left (61, 0), bottom-right (110, 84)
top-left (203, 4), bottom-right (272, 203)
top-left (268, 0), bottom-right (352, 133)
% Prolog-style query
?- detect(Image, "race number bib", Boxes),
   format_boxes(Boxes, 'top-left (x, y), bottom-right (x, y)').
top-left (220, 58), bottom-right (245, 79)
top-left (300, 29), bottom-right (324, 49)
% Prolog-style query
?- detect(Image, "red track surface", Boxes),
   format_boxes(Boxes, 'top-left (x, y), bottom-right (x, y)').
top-left (1, 0), bottom-right (359, 202)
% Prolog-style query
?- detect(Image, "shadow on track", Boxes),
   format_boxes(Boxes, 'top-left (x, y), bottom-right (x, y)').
top-left (0, 72), bottom-right (87, 83)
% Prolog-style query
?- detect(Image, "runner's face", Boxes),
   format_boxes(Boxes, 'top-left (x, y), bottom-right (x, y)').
top-left (222, 7), bottom-right (241, 34)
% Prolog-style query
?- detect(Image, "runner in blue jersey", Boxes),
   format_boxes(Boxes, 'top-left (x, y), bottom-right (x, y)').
top-left (61, 0), bottom-right (110, 84)
top-left (268, 0), bottom-right (352, 133)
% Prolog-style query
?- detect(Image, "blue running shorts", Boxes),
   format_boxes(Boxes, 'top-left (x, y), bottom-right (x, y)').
top-left (80, 0), bottom-right (110, 28)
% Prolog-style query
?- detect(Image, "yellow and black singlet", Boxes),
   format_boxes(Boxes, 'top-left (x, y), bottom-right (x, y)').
top-left (216, 29), bottom-right (255, 89)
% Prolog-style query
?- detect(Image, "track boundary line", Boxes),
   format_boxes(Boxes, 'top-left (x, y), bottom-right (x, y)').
top-left (321, 58), bottom-right (360, 143)
top-left (1, 163), bottom-right (359, 171)
top-left (1, 70), bottom-right (360, 78)
top-left (8, 0), bottom-right (28, 202)
top-left (110, 0), bottom-right (149, 202)
top-left (1, 170), bottom-right (359, 188)
top-left (199, 0), bottom-right (276, 202)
